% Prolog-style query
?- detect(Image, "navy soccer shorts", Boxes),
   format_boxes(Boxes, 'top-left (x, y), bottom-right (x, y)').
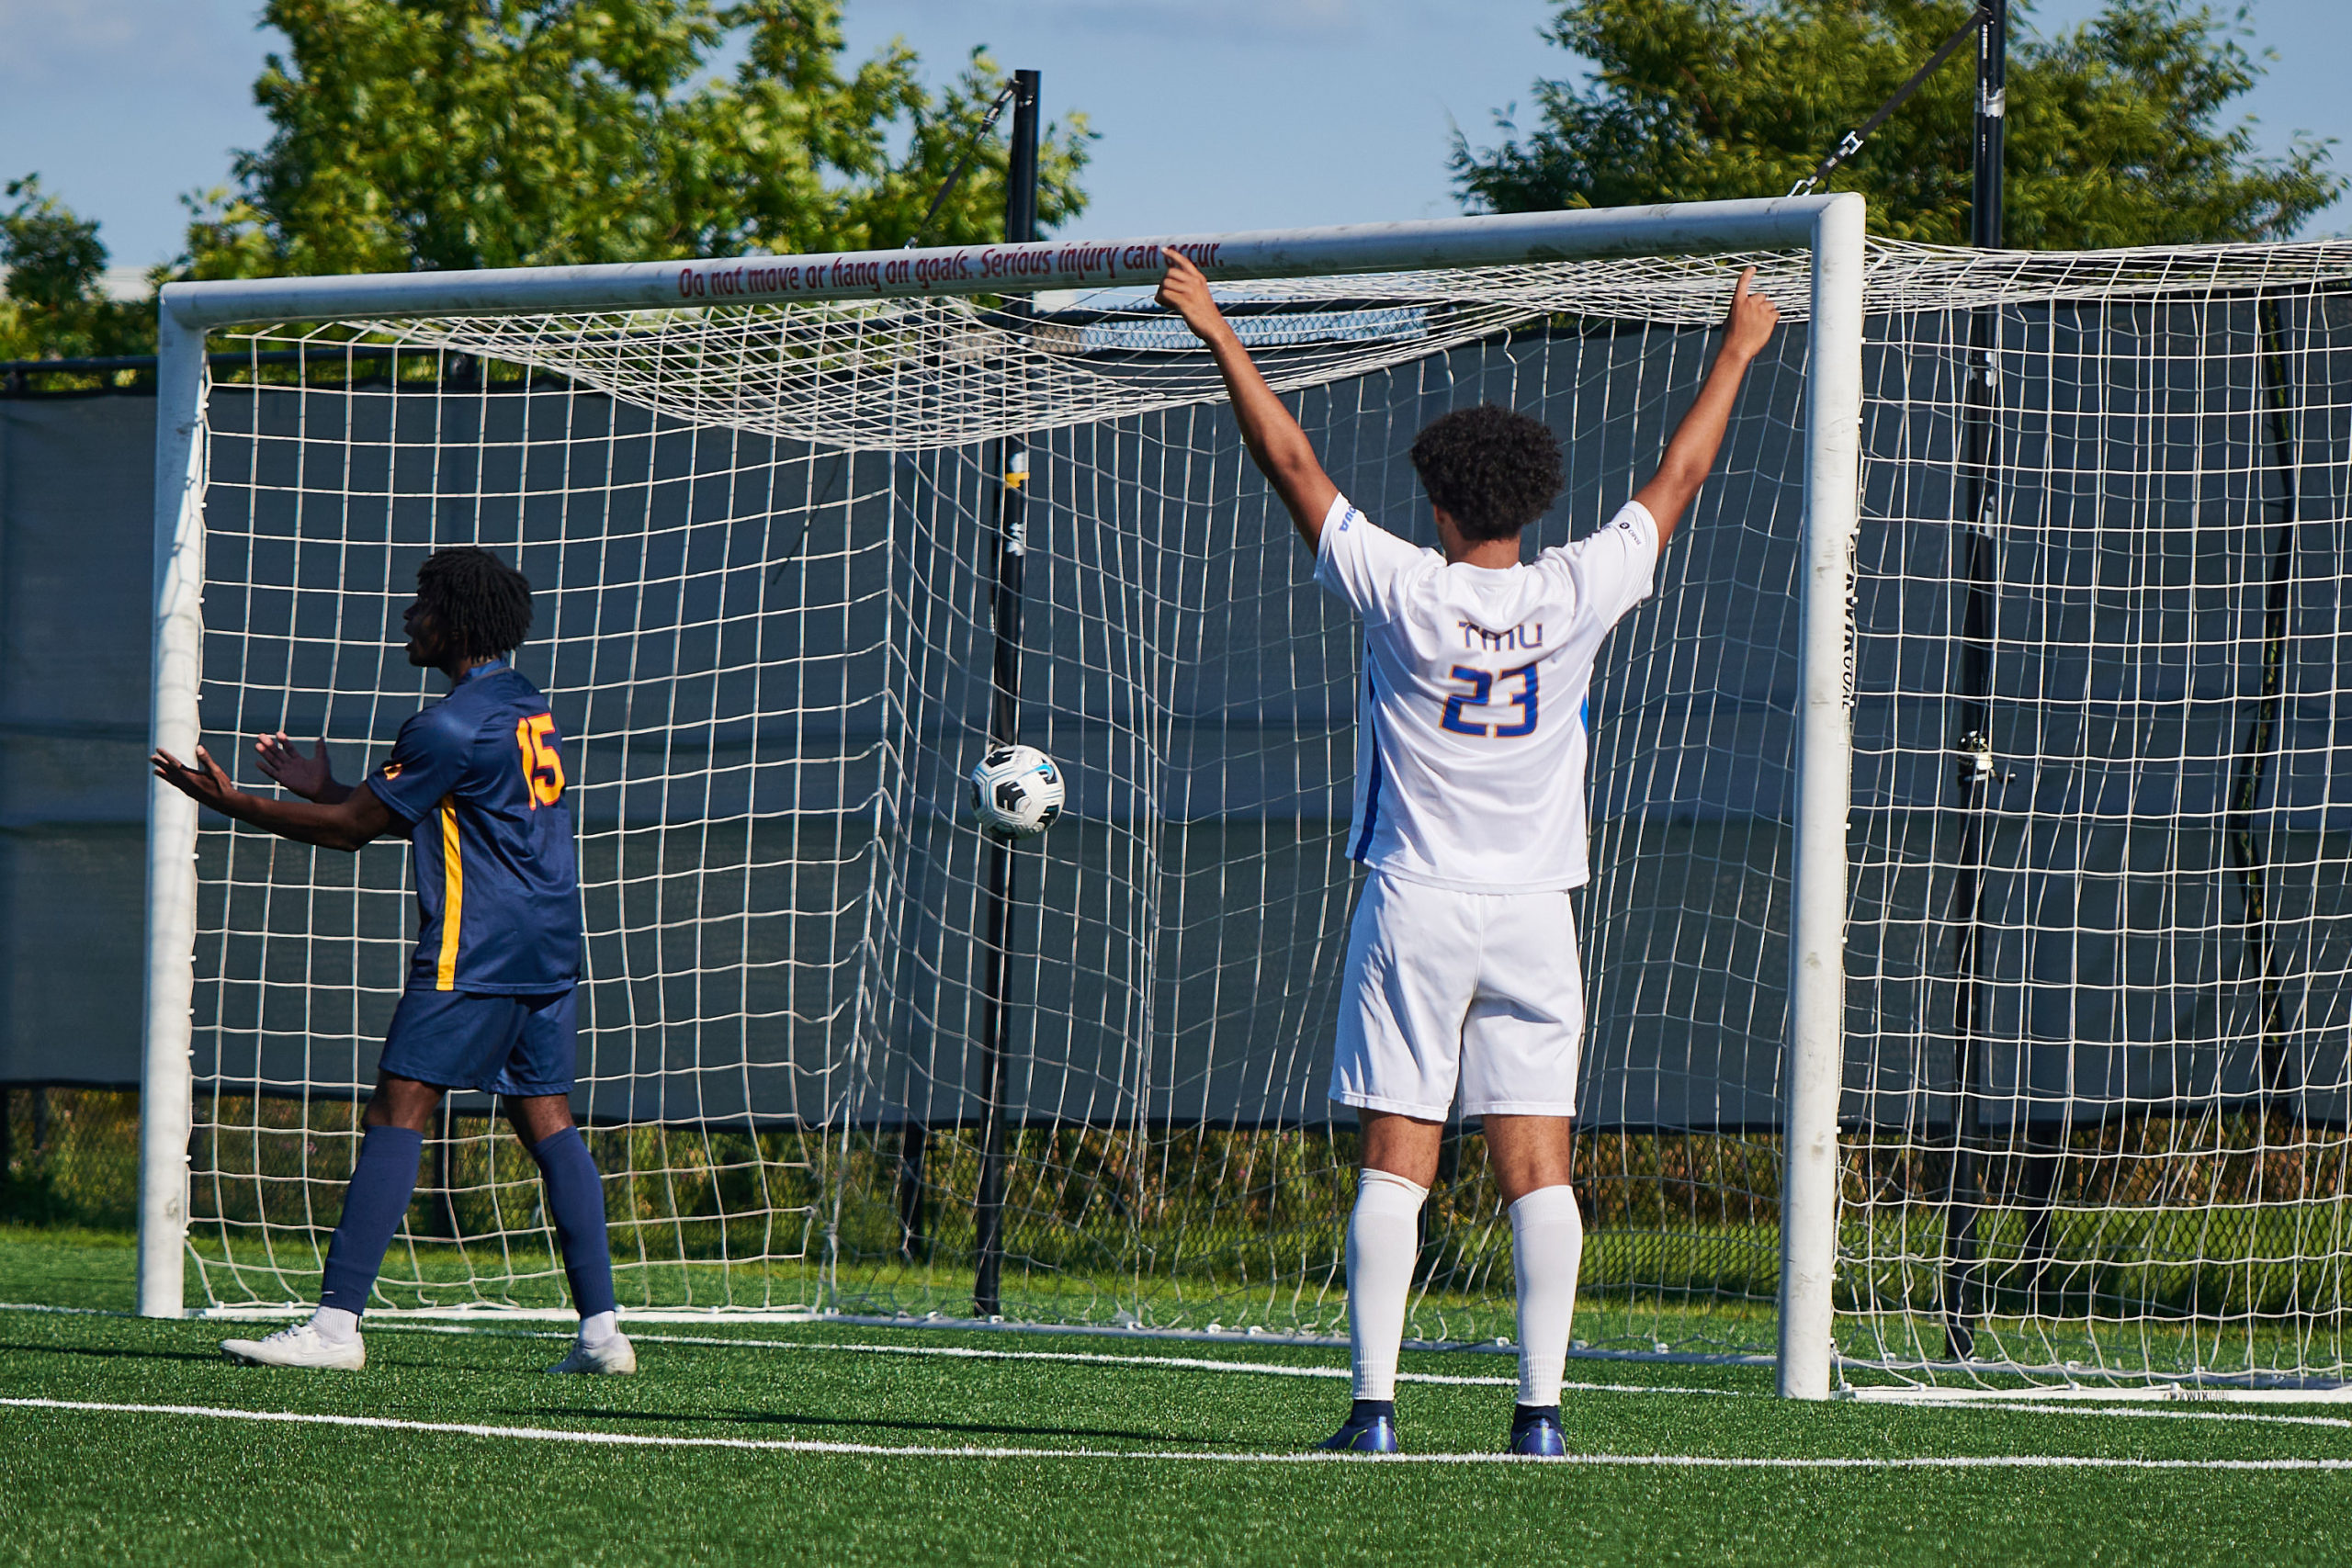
top-left (379, 987), bottom-right (578, 1098)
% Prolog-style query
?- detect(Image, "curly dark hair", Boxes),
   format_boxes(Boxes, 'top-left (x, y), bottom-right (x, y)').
top-left (1408, 405), bottom-right (1565, 542)
top-left (415, 546), bottom-right (533, 660)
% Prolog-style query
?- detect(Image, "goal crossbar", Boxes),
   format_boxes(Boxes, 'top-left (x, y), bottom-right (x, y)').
top-left (140, 197), bottom-right (1868, 1403)
top-left (154, 198), bottom-right (1855, 326)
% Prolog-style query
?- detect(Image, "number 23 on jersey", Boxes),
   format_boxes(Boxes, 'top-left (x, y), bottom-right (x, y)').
top-left (1440, 661), bottom-right (1539, 738)
top-left (514, 713), bottom-right (566, 807)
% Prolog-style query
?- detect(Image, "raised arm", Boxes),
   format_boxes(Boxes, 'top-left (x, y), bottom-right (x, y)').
top-left (1156, 250), bottom-right (1340, 548)
top-left (1632, 266), bottom-right (1781, 546)
top-left (153, 743), bottom-right (398, 852)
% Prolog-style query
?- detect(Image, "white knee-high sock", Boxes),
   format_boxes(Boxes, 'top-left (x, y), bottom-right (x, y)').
top-left (1510, 1184), bottom-right (1585, 1406)
top-left (1346, 1168), bottom-right (1429, 1401)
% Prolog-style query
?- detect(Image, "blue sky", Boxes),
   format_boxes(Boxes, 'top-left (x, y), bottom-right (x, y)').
top-left (1, 0), bottom-right (2344, 273)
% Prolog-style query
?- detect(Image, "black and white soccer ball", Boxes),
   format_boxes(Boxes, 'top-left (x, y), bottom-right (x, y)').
top-left (968, 744), bottom-right (1065, 838)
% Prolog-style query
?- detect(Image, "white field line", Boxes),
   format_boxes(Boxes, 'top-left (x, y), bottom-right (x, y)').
top-left (361, 1322), bottom-right (1519, 1393)
top-left (356, 1320), bottom-right (1758, 1397)
top-left (6, 1397), bottom-right (2351, 1471)
top-left (0, 1299), bottom-right (1728, 1397)
top-left (12, 1302), bottom-right (2347, 1430)
top-left (378, 1322), bottom-right (1509, 1387)
top-left (1846, 1382), bottom-right (2352, 1406)
top-left (172, 1302), bottom-right (1776, 1368)
top-left (272, 1325), bottom-right (2352, 1431)
top-left (291, 1325), bottom-right (2352, 1431)
top-left (1908, 1400), bottom-right (2352, 1434)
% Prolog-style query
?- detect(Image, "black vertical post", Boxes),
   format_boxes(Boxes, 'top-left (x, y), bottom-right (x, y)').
top-left (973, 68), bottom-right (1041, 1319)
top-left (894, 1116), bottom-right (928, 1261)
top-left (1942, 0), bottom-right (2007, 1362)
top-left (1969, 2), bottom-right (2006, 253)
top-left (2233, 299), bottom-right (2299, 1114)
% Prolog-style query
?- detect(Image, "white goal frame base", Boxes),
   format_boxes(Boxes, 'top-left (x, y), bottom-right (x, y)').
top-left (1843, 1381), bottom-right (2352, 1407)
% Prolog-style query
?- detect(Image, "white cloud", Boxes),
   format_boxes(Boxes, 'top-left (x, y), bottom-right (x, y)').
top-left (0, 0), bottom-right (266, 88)
top-left (0, 0), bottom-right (138, 58)
top-left (870, 0), bottom-right (1369, 46)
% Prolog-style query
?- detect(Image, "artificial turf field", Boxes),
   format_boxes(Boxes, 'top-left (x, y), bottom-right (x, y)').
top-left (4, 1229), bottom-right (2350, 1566)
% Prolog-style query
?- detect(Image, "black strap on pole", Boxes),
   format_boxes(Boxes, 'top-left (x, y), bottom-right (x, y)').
top-left (1942, 0), bottom-right (2007, 1364)
top-left (1790, 4), bottom-right (1989, 197)
top-left (2232, 298), bottom-right (2300, 1119)
top-left (905, 82), bottom-right (1021, 250)
top-left (973, 67), bottom-right (1041, 1319)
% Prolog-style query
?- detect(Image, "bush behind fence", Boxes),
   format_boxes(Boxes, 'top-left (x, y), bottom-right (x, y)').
top-left (16, 1087), bottom-right (2349, 1331)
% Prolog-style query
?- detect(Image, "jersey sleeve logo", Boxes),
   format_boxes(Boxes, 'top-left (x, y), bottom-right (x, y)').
top-left (1439, 661), bottom-right (1539, 739)
top-left (380, 761), bottom-right (403, 780)
top-left (514, 714), bottom-right (566, 807)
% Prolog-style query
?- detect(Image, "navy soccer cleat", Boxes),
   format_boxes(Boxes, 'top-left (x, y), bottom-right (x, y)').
top-left (1508, 1405), bottom-right (1566, 1458)
top-left (1317, 1401), bottom-right (1401, 1454)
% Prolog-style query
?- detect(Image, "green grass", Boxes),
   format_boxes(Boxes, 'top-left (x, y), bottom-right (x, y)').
top-left (0, 1226), bottom-right (144, 1312)
top-left (6, 1230), bottom-right (2352, 1565)
top-left (176, 1224), bottom-right (1776, 1354)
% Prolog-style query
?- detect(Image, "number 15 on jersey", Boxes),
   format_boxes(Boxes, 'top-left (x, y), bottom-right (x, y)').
top-left (514, 713), bottom-right (566, 807)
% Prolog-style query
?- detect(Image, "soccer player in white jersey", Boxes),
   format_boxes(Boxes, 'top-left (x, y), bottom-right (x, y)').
top-left (1157, 249), bottom-right (1780, 1455)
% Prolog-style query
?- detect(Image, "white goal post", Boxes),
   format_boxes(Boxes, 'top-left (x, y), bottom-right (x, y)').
top-left (139, 197), bottom-right (1869, 1397)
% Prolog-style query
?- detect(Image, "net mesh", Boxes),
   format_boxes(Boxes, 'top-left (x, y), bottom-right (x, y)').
top-left (178, 237), bottom-right (2352, 1383)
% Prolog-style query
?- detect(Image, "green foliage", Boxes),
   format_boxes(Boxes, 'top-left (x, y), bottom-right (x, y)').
top-left (1453, 0), bottom-right (2345, 246)
top-left (179, 0), bottom-right (1091, 280)
top-left (0, 1089), bottom-right (139, 1229)
top-left (0, 178), bottom-right (106, 311)
top-left (0, 177), bottom-right (153, 362)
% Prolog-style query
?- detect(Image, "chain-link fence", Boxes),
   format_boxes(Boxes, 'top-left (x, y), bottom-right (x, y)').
top-left (0, 1087), bottom-right (140, 1230)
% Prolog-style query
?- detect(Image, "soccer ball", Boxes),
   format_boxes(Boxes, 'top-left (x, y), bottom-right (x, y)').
top-left (968, 744), bottom-right (1065, 838)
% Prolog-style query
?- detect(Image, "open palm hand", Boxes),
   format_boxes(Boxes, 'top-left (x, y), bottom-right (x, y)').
top-left (254, 732), bottom-right (337, 800)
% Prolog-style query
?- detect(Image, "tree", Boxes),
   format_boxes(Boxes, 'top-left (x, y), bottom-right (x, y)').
top-left (181, 0), bottom-right (1091, 279)
top-left (0, 177), bottom-right (153, 362)
top-left (1451, 0), bottom-right (2342, 247)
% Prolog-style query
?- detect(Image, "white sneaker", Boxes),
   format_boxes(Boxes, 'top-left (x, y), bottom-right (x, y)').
top-left (220, 1321), bottom-right (366, 1371)
top-left (546, 1331), bottom-right (637, 1375)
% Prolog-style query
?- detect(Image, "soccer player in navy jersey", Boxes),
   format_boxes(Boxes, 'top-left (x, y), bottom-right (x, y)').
top-left (152, 547), bottom-right (631, 1374)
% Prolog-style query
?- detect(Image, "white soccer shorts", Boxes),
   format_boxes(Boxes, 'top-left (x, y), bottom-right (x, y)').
top-left (1328, 873), bottom-right (1586, 1121)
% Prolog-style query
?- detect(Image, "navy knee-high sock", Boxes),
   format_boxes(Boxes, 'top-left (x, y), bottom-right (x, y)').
top-left (318, 1125), bottom-right (424, 1316)
top-left (531, 1127), bottom-right (616, 1320)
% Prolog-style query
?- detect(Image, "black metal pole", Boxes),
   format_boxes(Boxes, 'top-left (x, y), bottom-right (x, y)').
top-left (2233, 298), bottom-right (2299, 1115)
top-left (1970, 2), bottom-right (2006, 253)
top-left (894, 1112), bottom-right (928, 1261)
top-left (1941, 0), bottom-right (2007, 1363)
top-left (973, 68), bottom-right (1041, 1319)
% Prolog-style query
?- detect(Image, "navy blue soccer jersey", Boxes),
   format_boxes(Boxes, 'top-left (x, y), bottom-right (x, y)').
top-left (367, 661), bottom-right (582, 994)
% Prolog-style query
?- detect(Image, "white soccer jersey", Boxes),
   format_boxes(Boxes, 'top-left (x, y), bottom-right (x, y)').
top-left (1316, 491), bottom-right (1659, 893)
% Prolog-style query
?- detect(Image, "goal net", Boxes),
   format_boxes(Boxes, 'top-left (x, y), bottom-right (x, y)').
top-left (147, 214), bottom-right (2352, 1392)
top-left (1844, 247), bottom-right (2352, 1391)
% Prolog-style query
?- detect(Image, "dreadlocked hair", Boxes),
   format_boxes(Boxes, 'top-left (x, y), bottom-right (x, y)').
top-left (1408, 404), bottom-right (1565, 542)
top-left (415, 547), bottom-right (533, 660)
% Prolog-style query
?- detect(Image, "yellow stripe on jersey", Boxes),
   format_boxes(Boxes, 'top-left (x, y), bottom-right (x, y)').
top-left (435, 795), bottom-right (462, 991)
